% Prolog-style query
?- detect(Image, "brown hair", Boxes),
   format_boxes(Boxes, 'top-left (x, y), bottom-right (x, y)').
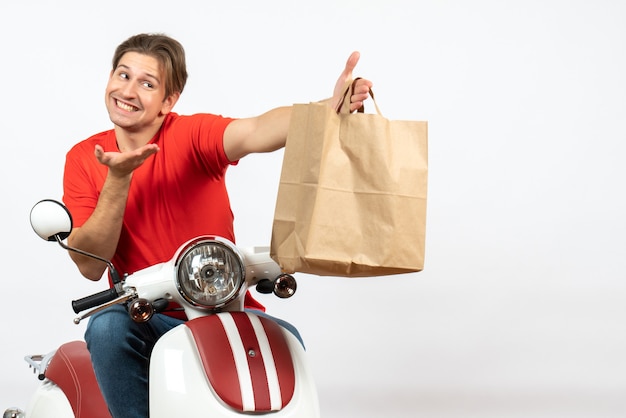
top-left (112, 33), bottom-right (188, 98)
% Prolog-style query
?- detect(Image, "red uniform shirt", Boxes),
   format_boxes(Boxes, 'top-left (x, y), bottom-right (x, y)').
top-left (63, 112), bottom-right (264, 312)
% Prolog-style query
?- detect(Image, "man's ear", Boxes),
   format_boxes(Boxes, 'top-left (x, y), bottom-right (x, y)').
top-left (161, 92), bottom-right (180, 115)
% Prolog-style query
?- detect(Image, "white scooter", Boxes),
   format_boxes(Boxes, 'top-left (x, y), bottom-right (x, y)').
top-left (4, 199), bottom-right (319, 418)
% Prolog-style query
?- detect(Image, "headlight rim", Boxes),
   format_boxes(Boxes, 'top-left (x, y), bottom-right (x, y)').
top-left (174, 235), bottom-right (246, 310)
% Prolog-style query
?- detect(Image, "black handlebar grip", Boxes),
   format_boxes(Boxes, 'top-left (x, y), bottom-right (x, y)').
top-left (72, 288), bottom-right (120, 314)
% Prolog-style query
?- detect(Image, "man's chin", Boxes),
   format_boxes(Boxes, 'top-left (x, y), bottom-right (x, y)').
top-left (109, 113), bottom-right (139, 131)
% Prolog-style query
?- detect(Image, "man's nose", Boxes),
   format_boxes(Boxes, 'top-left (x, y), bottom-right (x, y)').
top-left (121, 81), bottom-right (137, 97)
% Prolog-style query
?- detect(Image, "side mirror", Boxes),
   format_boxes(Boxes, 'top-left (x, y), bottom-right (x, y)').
top-left (30, 199), bottom-right (73, 241)
top-left (29, 199), bottom-right (122, 286)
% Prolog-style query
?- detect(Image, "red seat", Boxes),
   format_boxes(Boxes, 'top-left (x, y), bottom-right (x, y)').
top-left (45, 340), bottom-right (111, 418)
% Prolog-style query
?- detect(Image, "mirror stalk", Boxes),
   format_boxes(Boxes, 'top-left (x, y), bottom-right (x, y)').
top-left (54, 235), bottom-right (123, 285)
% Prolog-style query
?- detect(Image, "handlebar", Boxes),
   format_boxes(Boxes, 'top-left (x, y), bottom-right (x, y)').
top-left (72, 288), bottom-right (120, 314)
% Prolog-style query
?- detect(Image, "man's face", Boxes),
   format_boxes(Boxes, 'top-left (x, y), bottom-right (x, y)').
top-left (105, 52), bottom-right (177, 134)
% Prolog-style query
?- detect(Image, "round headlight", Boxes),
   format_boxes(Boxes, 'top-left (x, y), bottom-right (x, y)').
top-left (175, 237), bottom-right (245, 309)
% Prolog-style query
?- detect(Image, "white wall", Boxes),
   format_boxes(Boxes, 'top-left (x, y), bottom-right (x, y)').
top-left (1, 1), bottom-right (625, 417)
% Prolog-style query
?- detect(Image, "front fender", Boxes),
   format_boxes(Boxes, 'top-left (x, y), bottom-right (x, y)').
top-left (149, 312), bottom-right (319, 417)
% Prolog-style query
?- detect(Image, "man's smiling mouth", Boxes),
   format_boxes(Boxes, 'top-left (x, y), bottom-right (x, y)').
top-left (116, 100), bottom-right (139, 112)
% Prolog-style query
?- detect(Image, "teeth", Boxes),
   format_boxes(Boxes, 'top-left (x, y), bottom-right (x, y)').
top-left (116, 100), bottom-right (138, 112)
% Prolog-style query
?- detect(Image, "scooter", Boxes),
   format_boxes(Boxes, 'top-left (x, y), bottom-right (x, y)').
top-left (4, 199), bottom-right (319, 418)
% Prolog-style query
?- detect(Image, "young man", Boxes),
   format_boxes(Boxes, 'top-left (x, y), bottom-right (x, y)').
top-left (62, 33), bottom-right (373, 418)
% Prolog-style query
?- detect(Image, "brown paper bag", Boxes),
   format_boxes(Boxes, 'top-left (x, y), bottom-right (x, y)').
top-left (270, 80), bottom-right (428, 277)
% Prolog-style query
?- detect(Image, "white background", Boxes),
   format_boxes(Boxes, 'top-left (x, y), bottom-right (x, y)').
top-left (1, 1), bottom-right (625, 417)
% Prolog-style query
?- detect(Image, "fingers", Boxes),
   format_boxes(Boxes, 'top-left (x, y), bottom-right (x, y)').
top-left (331, 52), bottom-right (373, 112)
top-left (349, 78), bottom-right (374, 112)
top-left (343, 53), bottom-right (373, 112)
top-left (93, 144), bottom-right (160, 174)
top-left (354, 77), bottom-right (373, 91)
top-left (137, 144), bottom-right (160, 159)
top-left (342, 51), bottom-right (361, 80)
top-left (352, 78), bottom-right (373, 99)
top-left (94, 145), bottom-right (107, 164)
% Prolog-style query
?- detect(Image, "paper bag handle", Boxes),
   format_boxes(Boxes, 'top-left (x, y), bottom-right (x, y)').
top-left (336, 77), bottom-right (383, 116)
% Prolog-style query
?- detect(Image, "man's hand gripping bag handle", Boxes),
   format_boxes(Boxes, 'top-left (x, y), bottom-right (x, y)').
top-left (335, 77), bottom-right (382, 115)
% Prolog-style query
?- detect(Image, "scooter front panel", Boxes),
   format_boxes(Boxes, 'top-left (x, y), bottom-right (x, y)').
top-left (149, 312), bottom-right (320, 417)
top-left (186, 312), bottom-right (295, 412)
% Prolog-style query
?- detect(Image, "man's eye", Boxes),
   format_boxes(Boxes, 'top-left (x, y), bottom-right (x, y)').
top-left (119, 72), bottom-right (129, 80)
top-left (143, 81), bottom-right (154, 88)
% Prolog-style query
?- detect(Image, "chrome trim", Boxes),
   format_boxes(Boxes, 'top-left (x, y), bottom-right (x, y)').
top-left (174, 236), bottom-right (246, 310)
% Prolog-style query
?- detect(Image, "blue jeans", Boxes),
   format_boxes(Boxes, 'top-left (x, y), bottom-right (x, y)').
top-left (85, 304), bottom-right (303, 418)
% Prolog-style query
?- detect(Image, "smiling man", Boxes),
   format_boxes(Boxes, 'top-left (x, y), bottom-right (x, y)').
top-left (61, 33), bottom-right (372, 418)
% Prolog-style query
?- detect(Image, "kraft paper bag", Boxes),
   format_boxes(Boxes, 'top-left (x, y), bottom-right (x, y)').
top-left (270, 80), bottom-right (428, 277)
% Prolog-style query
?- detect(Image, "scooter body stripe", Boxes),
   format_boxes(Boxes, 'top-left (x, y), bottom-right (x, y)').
top-left (230, 313), bottom-right (274, 411)
top-left (186, 316), bottom-right (245, 409)
top-left (218, 313), bottom-right (256, 411)
top-left (260, 315), bottom-right (296, 406)
top-left (248, 313), bottom-right (282, 410)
